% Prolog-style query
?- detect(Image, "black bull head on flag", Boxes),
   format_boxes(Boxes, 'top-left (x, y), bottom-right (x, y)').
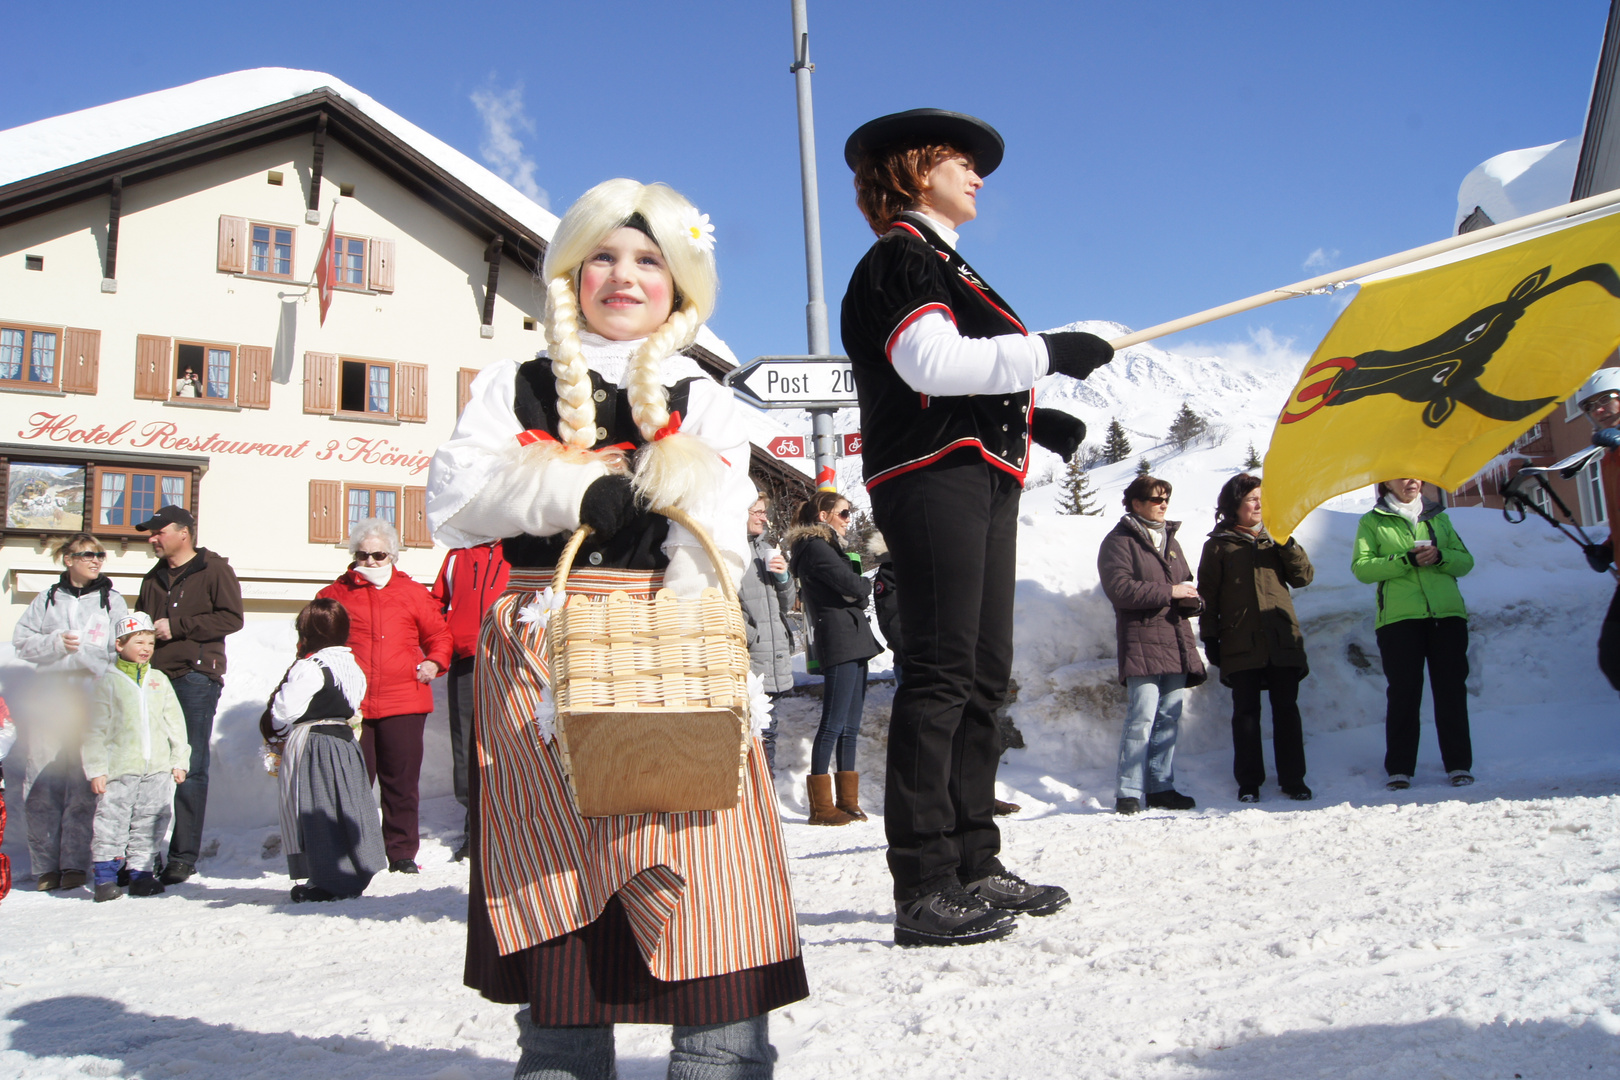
top-left (1281, 263), bottom-right (1620, 428)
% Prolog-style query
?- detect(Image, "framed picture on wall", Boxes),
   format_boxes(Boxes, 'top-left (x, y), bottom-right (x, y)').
top-left (5, 461), bottom-right (86, 531)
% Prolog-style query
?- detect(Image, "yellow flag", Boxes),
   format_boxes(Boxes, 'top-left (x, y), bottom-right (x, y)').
top-left (1264, 210), bottom-right (1620, 540)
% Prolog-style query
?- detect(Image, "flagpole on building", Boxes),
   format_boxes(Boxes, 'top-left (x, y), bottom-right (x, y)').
top-left (1108, 186), bottom-right (1620, 351)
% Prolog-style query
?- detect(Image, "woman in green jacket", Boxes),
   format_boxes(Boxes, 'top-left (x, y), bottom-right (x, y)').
top-left (1198, 474), bottom-right (1315, 803)
top-left (1351, 478), bottom-right (1475, 790)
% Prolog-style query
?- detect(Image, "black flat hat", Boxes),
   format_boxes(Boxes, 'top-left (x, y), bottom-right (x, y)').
top-left (844, 109), bottom-right (1005, 175)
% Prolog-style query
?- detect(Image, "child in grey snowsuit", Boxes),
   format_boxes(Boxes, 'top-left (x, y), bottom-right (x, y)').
top-left (83, 614), bottom-right (189, 902)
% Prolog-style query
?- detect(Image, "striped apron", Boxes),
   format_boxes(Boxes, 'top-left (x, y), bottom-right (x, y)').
top-left (474, 566), bottom-right (802, 984)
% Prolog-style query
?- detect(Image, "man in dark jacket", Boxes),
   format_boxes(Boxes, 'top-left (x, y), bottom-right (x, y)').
top-left (430, 541), bottom-right (510, 861)
top-left (135, 506), bottom-right (244, 883)
top-left (1097, 475), bottom-right (1206, 815)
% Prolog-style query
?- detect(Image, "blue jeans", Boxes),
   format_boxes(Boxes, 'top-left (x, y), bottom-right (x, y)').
top-left (168, 671), bottom-right (222, 865)
top-left (1116, 674), bottom-right (1188, 800)
top-left (513, 1010), bottom-right (775, 1080)
top-left (810, 659), bottom-right (867, 774)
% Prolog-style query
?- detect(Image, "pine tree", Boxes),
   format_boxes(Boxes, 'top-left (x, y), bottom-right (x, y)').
top-left (1102, 419), bottom-right (1132, 464)
top-left (1168, 402), bottom-right (1209, 450)
top-left (1136, 456), bottom-right (1153, 477)
top-left (1058, 457), bottom-right (1102, 515)
top-left (1243, 442), bottom-right (1263, 470)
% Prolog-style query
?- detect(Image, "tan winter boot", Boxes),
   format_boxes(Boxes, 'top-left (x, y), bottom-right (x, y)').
top-left (833, 771), bottom-right (868, 821)
top-left (806, 773), bottom-right (854, 826)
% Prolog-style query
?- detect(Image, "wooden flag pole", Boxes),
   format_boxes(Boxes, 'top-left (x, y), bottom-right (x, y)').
top-left (1106, 186), bottom-right (1620, 351)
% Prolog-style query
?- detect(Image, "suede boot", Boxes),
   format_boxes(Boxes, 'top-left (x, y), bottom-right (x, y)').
top-left (833, 771), bottom-right (868, 821)
top-left (806, 774), bottom-right (854, 826)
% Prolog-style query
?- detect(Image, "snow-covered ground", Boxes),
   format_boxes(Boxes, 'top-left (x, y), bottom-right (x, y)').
top-left (4, 332), bottom-right (1620, 1078)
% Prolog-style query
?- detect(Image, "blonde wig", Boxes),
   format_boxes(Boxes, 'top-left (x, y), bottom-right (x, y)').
top-left (542, 179), bottom-right (721, 511)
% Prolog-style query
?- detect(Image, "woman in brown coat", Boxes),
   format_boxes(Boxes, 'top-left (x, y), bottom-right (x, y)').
top-left (1097, 474), bottom-right (1206, 815)
top-left (1197, 473), bottom-right (1315, 803)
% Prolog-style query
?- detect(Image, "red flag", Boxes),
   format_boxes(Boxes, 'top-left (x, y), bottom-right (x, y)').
top-left (314, 206), bottom-right (337, 325)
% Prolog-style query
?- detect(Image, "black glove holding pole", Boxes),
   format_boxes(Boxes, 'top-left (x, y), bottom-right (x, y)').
top-left (1040, 331), bottom-right (1115, 381)
top-left (579, 475), bottom-right (640, 542)
top-left (1586, 542), bottom-right (1615, 573)
top-left (1030, 408), bottom-right (1087, 462)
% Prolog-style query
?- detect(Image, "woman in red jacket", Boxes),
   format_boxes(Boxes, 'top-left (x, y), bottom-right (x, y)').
top-left (316, 518), bottom-right (451, 873)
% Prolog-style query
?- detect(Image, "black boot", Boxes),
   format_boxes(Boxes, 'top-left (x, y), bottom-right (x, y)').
top-left (894, 883), bottom-right (1017, 947)
top-left (1146, 789), bottom-right (1196, 810)
top-left (961, 869), bottom-right (1070, 917)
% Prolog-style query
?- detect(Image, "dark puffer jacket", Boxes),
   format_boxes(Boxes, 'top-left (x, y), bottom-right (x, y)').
top-left (786, 523), bottom-right (882, 668)
top-left (1097, 515), bottom-right (1207, 687)
top-left (1196, 526), bottom-right (1314, 686)
top-left (136, 549), bottom-right (245, 683)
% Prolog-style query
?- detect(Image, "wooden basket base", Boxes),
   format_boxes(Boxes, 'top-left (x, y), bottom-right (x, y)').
top-left (558, 709), bottom-right (747, 817)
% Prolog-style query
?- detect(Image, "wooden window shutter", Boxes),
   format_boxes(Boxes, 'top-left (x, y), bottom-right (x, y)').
top-left (308, 480), bottom-right (343, 544)
top-left (60, 327), bottom-right (100, 394)
top-left (396, 361), bottom-right (428, 423)
top-left (302, 352), bottom-right (337, 414)
top-left (369, 238), bottom-right (396, 292)
top-left (237, 345), bottom-right (273, 408)
top-left (402, 486), bottom-right (431, 548)
top-left (217, 216), bottom-right (248, 273)
top-left (457, 367), bottom-right (478, 419)
top-left (134, 334), bottom-right (172, 400)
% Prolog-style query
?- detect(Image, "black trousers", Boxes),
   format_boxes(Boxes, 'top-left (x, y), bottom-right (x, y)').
top-left (446, 656), bottom-right (476, 830)
top-left (1227, 666), bottom-right (1306, 791)
top-left (1376, 616), bottom-right (1472, 777)
top-left (1599, 583), bottom-right (1620, 694)
top-left (871, 457), bottom-right (1018, 901)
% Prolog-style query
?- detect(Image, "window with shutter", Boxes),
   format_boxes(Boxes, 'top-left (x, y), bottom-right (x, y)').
top-left (369, 238), bottom-right (395, 292)
top-left (396, 361), bottom-right (428, 423)
top-left (134, 335), bottom-right (172, 400)
top-left (303, 352), bottom-right (337, 414)
top-left (60, 327), bottom-right (100, 395)
top-left (308, 479), bottom-right (343, 545)
top-left (457, 367), bottom-right (478, 420)
top-left (217, 216), bottom-right (247, 274)
top-left (402, 486), bottom-right (431, 547)
top-left (0, 322), bottom-right (66, 391)
top-left (237, 345), bottom-right (272, 408)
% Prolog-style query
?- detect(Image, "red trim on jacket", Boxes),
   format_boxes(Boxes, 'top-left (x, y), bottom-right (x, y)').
top-left (883, 303), bottom-right (955, 362)
top-left (864, 436), bottom-right (1031, 490)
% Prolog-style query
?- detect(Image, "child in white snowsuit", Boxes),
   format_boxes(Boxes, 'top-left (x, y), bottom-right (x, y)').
top-left (84, 614), bottom-right (189, 902)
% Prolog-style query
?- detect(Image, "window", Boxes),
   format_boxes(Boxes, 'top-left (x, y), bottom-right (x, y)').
top-left (1579, 458), bottom-right (1609, 527)
top-left (332, 236), bottom-right (367, 288)
top-left (0, 323), bottom-right (60, 389)
top-left (344, 483), bottom-right (400, 536)
top-left (249, 223), bottom-right (294, 278)
top-left (340, 357), bottom-right (393, 415)
top-left (173, 341), bottom-right (235, 402)
top-left (24, 255), bottom-right (43, 271)
top-left (95, 468), bottom-right (189, 534)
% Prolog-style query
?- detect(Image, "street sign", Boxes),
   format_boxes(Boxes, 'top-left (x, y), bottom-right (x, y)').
top-left (840, 432), bottom-right (863, 455)
top-left (765, 435), bottom-right (807, 458)
top-left (724, 355), bottom-right (857, 410)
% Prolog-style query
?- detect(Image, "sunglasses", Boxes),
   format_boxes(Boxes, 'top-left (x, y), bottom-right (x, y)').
top-left (1142, 496), bottom-right (1169, 505)
top-left (835, 508), bottom-right (853, 520)
top-left (354, 550), bottom-right (391, 562)
top-left (70, 551), bottom-right (107, 561)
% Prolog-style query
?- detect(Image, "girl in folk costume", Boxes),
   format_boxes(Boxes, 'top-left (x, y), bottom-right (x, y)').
top-left (260, 598), bottom-right (386, 902)
top-left (426, 179), bottom-right (804, 1079)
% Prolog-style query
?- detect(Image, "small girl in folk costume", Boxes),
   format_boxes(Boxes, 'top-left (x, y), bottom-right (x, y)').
top-left (260, 598), bottom-right (386, 903)
top-left (427, 179), bottom-right (804, 1078)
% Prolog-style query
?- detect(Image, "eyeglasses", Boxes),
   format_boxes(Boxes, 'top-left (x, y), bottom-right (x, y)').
top-left (1583, 391), bottom-right (1620, 413)
top-left (353, 550), bottom-right (391, 562)
top-left (70, 551), bottom-right (106, 561)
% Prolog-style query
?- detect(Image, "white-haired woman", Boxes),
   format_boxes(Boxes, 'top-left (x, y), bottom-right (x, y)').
top-left (427, 179), bottom-right (804, 1078)
top-left (315, 518), bottom-right (451, 874)
top-left (12, 533), bottom-right (128, 891)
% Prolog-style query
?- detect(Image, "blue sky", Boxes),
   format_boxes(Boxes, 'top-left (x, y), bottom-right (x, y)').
top-left (2, 1), bottom-right (1609, 368)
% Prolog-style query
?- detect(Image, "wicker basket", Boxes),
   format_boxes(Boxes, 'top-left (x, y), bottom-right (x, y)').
top-left (545, 507), bottom-right (752, 817)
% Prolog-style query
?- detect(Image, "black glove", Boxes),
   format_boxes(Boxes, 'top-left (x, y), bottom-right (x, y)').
top-left (1585, 542), bottom-right (1614, 573)
top-left (1040, 331), bottom-right (1114, 381)
top-left (1594, 427), bottom-right (1620, 450)
top-left (1030, 408), bottom-right (1087, 462)
top-left (578, 475), bottom-right (639, 542)
top-left (1204, 641), bottom-right (1221, 667)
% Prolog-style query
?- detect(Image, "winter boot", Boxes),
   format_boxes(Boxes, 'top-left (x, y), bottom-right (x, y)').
top-left (1146, 789), bottom-right (1197, 810)
top-left (806, 774), bottom-right (854, 826)
top-left (128, 871), bottom-right (165, 897)
top-left (92, 859), bottom-right (125, 903)
top-left (35, 872), bottom-right (60, 892)
top-left (894, 883), bottom-right (1017, 947)
top-left (94, 882), bottom-right (125, 903)
top-left (57, 869), bottom-right (87, 890)
top-left (833, 771), bottom-right (868, 821)
top-left (961, 868), bottom-right (1071, 917)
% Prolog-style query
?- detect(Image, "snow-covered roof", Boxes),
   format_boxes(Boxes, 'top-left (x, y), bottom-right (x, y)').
top-left (0, 68), bottom-right (561, 239)
top-left (1453, 138), bottom-right (1579, 234)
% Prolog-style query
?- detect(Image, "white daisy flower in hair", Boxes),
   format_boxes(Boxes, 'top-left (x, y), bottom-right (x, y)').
top-left (679, 205), bottom-right (716, 252)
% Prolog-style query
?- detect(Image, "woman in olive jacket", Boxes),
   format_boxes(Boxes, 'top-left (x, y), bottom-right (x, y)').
top-left (787, 491), bottom-right (882, 825)
top-left (1197, 474), bottom-right (1315, 803)
top-left (1352, 477), bottom-right (1475, 790)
